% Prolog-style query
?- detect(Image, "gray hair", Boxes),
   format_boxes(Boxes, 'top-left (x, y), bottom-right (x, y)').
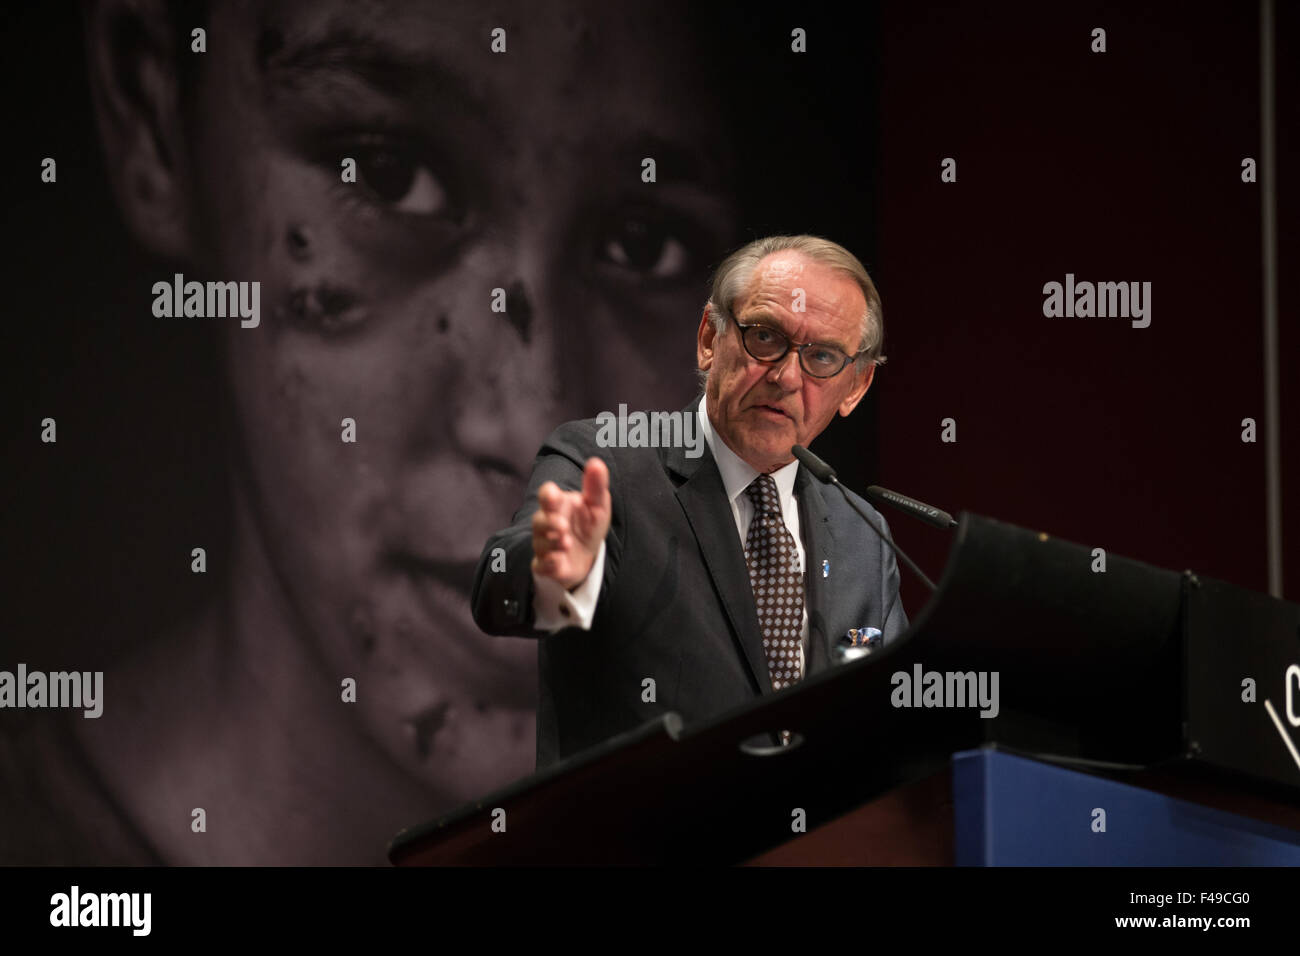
top-left (702, 235), bottom-right (886, 385)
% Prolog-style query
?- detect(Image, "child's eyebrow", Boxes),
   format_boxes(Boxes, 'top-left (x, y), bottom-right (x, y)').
top-left (264, 23), bottom-right (487, 115)
top-left (260, 18), bottom-right (728, 191)
top-left (612, 135), bottom-right (728, 192)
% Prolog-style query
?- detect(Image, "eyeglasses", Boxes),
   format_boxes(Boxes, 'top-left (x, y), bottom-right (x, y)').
top-left (734, 321), bottom-right (864, 379)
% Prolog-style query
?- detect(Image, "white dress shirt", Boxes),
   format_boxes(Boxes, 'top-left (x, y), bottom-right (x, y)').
top-left (532, 399), bottom-right (810, 673)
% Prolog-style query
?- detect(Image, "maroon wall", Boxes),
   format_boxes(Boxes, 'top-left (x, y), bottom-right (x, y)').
top-left (875, 1), bottom-right (1296, 616)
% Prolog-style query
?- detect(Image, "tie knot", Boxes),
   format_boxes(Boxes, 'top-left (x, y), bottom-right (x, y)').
top-left (745, 474), bottom-right (782, 517)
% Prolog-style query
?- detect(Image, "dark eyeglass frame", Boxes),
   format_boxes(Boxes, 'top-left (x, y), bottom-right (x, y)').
top-left (734, 321), bottom-right (866, 379)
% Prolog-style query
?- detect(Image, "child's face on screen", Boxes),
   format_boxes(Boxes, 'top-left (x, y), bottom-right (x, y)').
top-left (122, 0), bottom-right (739, 795)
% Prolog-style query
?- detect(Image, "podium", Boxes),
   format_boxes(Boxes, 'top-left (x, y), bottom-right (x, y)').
top-left (389, 513), bottom-right (1300, 865)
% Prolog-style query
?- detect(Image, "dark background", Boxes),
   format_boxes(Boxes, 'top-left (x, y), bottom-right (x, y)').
top-left (2, 2), bottom-right (1294, 698)
top-left (874, 1), bottom-right (1297, 615)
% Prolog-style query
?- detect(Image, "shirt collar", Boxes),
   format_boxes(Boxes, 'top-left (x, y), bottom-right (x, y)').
top-left (698, 398), bottom-right (800, 507)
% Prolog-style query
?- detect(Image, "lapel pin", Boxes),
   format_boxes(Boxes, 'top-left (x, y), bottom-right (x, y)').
top-left (822, 559), bottom-right (829, 578)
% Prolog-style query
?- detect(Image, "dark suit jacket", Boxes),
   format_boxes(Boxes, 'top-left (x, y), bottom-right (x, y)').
top-left (472, 397), bottom-right (908, 769)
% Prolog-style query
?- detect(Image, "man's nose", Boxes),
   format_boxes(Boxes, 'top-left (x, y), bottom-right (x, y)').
top-left (766, 349), bottom-right (804, 390)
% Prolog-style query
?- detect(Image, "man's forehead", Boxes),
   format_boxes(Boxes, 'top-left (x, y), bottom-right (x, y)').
top-left (743, 254), bottom-right (862, 315)
top-left (758, 255), bottom-right (807, 283)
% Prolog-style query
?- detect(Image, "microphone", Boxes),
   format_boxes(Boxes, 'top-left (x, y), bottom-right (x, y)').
top-left (791, 445), bottom-right (941, 650)
top-left (866, 485), bottom-right (958, 530)
top-left (793, 447), bottom-right (838, 484)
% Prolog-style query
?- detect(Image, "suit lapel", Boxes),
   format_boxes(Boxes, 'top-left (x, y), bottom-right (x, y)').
top-left (797, 466), bottom-right (838, 677)
top-left (667, 400), bottom-right (771, 695)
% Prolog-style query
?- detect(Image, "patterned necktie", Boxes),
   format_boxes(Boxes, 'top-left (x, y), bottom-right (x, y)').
top-left (743, 474), bottom-right (805, 692)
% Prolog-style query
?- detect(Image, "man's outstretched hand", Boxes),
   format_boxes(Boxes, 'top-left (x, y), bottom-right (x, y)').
top-left (531, 457), bottom-right (611, 590)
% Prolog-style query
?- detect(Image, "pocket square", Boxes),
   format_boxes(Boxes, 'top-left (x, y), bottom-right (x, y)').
top-left (845, 626), bottom-right (883, 648)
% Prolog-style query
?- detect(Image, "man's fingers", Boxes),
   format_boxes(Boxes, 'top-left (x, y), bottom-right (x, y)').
top-left (533, 518), bottom-right (570, 550)
top-left (537, 481), bottom-right (563, 513)
top-left (532, 549), bottom-right (575, 581)
top-left (581, 457), bottom-right (610, 512)
top-left (531, 464), bottom-right (606, 586)
top-left (533, 491), bottom-right (577, 558)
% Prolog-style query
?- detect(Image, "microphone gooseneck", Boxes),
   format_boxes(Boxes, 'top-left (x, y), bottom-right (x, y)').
top-left (791, 445), bottom-right (942, 638)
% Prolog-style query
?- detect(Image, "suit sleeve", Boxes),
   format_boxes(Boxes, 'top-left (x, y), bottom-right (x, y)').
top-left (470, 420), bottom-right (622, 638)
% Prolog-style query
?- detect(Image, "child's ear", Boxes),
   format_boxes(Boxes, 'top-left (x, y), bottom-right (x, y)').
top-left (84, 0), bottom-right (198, 260)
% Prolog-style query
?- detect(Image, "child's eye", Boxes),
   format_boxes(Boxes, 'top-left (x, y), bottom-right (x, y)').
top-left (352, 143), bottom-right (448, 215)
top-left (599, 215), bottom-right (691, 279)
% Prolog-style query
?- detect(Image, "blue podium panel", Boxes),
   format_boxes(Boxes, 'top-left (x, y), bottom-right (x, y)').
top-left (952, 748), bottom-right (1300, 866)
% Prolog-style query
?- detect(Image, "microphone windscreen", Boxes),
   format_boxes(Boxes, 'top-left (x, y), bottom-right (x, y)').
top-left (791, 445), bottom-right (837, 483)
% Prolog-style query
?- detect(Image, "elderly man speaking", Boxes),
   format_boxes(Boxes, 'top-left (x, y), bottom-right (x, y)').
top-left (472, 235), bottom-right (907, 768)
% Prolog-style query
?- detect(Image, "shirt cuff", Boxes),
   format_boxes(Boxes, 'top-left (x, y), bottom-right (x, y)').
top-left (532, 539), bottom-right (607, 632)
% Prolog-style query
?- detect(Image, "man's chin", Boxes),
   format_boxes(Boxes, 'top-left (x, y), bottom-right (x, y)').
top-left (748, 431), bottom-right (799, 460)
